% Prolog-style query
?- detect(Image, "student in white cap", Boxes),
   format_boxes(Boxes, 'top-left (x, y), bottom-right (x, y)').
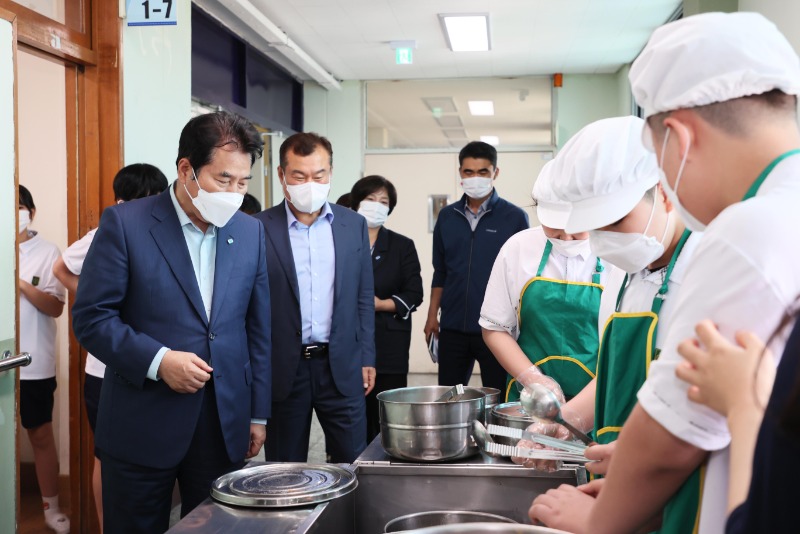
top-left (480, 160), bottom-right (624, 405)
top-left (529, 11), bottom-right (800, 534)
top-left (527, 115), bottom-right (701, 522)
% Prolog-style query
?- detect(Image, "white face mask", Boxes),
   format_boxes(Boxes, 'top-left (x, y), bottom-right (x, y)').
top-left (589, 197), bottom-right (672, 274)
top-left (461, 177), bottom-right (494, 199)
top-left (548, 237), bottom-right (591, 258)
top-left (284, 178), bottom-right (331, 214)
top-left (357, 200), bottom-right (389, 228)
top-left (18, 209), bottom-right (30, 234)
top-left (658, 128), bottom-right (705, 232)
top-left (185, 169), bottom-right (243, 227)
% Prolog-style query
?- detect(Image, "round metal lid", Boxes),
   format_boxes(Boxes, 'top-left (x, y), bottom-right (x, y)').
top-left (492, 402), bottom-right (535, 423)
top-left (211, 463), bottom-right (357, 508)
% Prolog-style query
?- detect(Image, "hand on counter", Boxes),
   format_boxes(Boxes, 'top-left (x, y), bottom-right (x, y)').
top-left (529, 482), bottom-right (595, 533)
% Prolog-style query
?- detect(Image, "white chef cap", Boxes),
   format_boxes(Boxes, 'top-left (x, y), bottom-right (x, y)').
top-left (532, 160), bottom-right (572, 229)
top-left (547, 116), bottom-right (659, 233)
top-left (630, 12), bottom-right (800, 148)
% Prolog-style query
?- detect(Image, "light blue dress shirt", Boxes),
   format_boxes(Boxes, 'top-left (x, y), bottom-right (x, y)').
top-left (147, 184), bottom-right (217, 381)
top-left (285, 201), bottom-right (335, 344)
top-left (464, 194), bottom-right (491, 231)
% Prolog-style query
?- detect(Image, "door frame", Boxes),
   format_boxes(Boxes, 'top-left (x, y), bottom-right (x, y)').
top-left (0, 5), bottom-right (20, 531)
top-left (0, 2), bottom-right (123, 532)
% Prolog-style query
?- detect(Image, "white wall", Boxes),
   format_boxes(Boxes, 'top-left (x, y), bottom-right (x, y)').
top-left (17, 49), bottom-right (69, 473)
top-left (739, 0), bottom-right (800, 54)
top-left (616, 64), bottom-right (634, 116)
top-left (302, 81), bottom-right (364, 202)
top-left (365, 151), bottom-right (551, 374)
top-left (122, 1), bottom-right (192, 179)
top-left (556, 73), bottom-right (628, 148)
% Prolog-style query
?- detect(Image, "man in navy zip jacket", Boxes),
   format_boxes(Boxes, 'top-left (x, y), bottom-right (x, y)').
top-left (424, 141), bottom-right (529, 391)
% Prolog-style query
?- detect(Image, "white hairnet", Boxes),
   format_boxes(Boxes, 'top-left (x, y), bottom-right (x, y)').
top-left (547, 116), bottom-right (659, 233)
top-left (630, 12), bottom-right (800, 147)
top-left (532, 160), bottom-right (572, 229)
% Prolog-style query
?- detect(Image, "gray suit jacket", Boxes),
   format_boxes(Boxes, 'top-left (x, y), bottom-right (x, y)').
top-left (255, 201), bottom-right (375, 400)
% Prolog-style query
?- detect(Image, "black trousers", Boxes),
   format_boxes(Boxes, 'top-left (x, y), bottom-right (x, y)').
top-left (365, 373), bottom-right (408, 443)
top-left (437, 329), bottom-right (507, 392)
top-left (265, 356), bottom-right (367, 464)
top-left (100, 380), bottom-right (243, 534)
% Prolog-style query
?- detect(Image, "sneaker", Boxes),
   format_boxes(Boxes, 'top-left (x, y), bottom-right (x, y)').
top-left (45, 512), bottom-right (70, 533)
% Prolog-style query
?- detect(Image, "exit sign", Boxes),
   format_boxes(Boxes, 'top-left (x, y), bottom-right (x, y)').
top-left (396, 48), bottom-right (413, 65)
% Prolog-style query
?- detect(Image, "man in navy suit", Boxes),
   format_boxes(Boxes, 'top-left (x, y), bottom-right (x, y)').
top-left (255, 132), bottom-right (375, 463)
top-left (71, 111), bottom-right (271, 533)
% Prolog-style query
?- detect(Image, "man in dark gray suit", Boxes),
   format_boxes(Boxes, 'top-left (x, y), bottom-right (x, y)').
top-left (255, 132), bottom-right (375, 463)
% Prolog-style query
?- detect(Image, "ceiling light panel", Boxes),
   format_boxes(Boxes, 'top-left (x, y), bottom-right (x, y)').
top-left (468, 100), bottom-right (494, 116)
top-left (480, 136), bottom-right (500, 146)
top-left (439, 13), bottom-right (490, 52)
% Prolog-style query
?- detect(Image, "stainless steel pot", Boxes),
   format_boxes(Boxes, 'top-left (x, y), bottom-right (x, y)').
top-left (385, 511), bottom-right (516, 532)
top-left (491, 402), bottom-right (535, 447)
top-left (396, 524), bottom-right (571, 533)
top-left (378, 386), bottom-right (485, 462)
top-left (467, 387), bottom-right (501, 424)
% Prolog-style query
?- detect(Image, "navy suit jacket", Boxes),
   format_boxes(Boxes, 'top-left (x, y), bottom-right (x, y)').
top-left (255, 201), bottom-right (375, 401)
top-left (71, 190), bottom-right (271, 469)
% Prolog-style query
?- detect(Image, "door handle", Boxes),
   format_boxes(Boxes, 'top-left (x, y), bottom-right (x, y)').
top-left (0, 351), bottom-right (31, 373)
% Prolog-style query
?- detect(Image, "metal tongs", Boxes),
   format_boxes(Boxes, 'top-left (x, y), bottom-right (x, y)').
top-left (486, 424), bottom-right (587, 455)
top-left (484, 442), bottom-right (588, 463)
top-left (435, 384), bottom-right (465, 402)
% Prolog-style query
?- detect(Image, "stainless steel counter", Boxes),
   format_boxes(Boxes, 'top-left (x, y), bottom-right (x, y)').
top-left (168, 437), bottom-right (585, 534)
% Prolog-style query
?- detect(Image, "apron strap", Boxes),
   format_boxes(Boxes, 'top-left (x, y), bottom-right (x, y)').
top-left (592, 257), bottom-right (604, 285)
top-left (742, 148), bottom-right (800, 201)
top-left (651, 229), bottom-right (692, 315)
top-left (614, 274), bottom-right (629, 313)
top-left (537, 240), bottom-right (552, 277)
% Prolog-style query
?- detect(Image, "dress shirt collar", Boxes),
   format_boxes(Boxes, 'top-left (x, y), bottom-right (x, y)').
top-left (170, 181), bottom-right (195, 228)
top-left (284, 199), bottom-right (335, 228)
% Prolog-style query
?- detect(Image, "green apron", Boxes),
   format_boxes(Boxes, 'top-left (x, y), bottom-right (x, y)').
top-left (505, 240), bottom-right (604, 402)
top-left (594, 230), bottom-right (691, 445)
top-left (590, 230), bottom-right (698, 533)
top-left (659, 148), bottom-right (800, 534)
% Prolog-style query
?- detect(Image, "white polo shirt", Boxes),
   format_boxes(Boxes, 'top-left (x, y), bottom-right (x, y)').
top-left (480, 226), bottom-right (625, 338)
top-left (638, 154), bottom-right (800, 534)
top-left (61, 228), bottom-right (105, 378)
top-left (19, 231), bottom-right (65, 380)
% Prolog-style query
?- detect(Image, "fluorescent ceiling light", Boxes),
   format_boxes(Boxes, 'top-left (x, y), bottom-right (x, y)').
top-left (468, 100), bottom-right (494, 116)
top-left (439, 14), bottom-right (490, 52)
top-left (480, 136), bottom-right (500, 146)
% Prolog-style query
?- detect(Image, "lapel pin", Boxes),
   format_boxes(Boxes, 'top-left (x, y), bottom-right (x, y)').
top-left (375, 255), bottom-right (381, 260)
top-left (227, 237), bottom-right (234, 245)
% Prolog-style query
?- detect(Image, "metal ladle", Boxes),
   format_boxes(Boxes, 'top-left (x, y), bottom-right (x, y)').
top-left (471, 419), bottom-right (495, 450)
top-left (519, 383), bottom-right (594, 445)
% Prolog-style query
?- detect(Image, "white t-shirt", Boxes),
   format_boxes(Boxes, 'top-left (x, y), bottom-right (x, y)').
top-left (638, 155), bottom-right (800, 534)
top-left (614, 232), bottom-right (702, 343)
top-left (19, 232), bottom-right (65, 380)
top-left (61, 228), bottom-right (105, 378)
top-left (480, 226), bottom-right (625, 338)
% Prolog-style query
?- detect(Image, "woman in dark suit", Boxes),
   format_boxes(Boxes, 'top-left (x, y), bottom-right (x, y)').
top-left (351, 176), bottom-right (424, 442)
